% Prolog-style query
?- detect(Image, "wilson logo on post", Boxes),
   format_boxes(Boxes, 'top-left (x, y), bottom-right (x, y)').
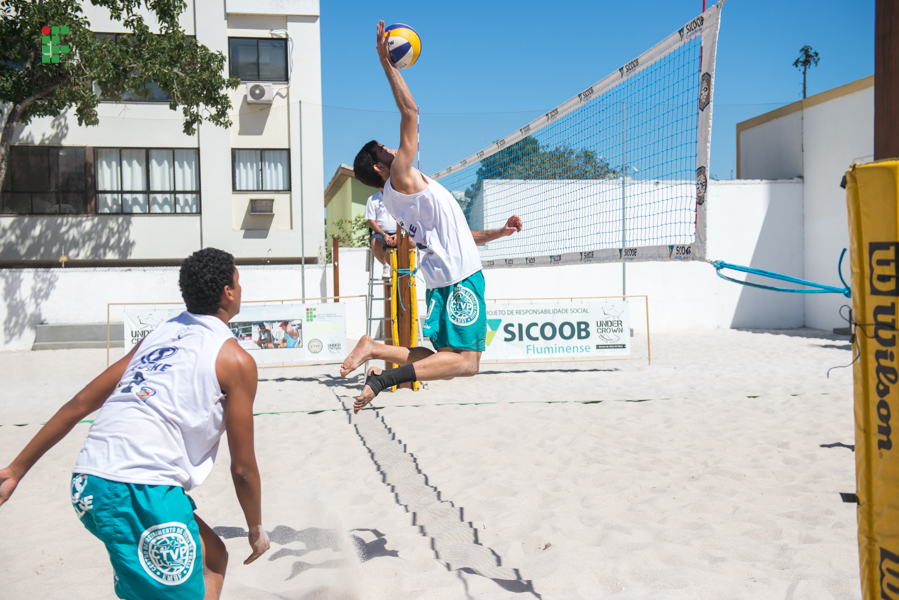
top-left (869, 242), bottom-right (899, 453)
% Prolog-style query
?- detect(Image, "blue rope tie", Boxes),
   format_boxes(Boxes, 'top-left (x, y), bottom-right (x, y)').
top-left (711, 248), bottom-right (851, 297)
top-left (393, 267), bottom-right (419, 312)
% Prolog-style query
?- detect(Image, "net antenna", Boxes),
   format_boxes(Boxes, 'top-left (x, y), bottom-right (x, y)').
top-left (432, 3), bottom-right (722, 269)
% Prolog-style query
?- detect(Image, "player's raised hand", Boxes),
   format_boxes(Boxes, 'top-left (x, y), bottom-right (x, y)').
top-left (503, 215), bottom-right (523, 236)
top-left (244, 525), bottom-right (271, 565)
top-left (0, 467), bottom-right (20, 507)
top-left (376, 20), bottom-right (391, 64)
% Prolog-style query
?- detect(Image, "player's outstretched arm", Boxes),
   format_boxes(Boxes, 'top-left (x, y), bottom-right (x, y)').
top-left (375, 20), bottom-right (424, 194)
top-left (471, 215), bottom-right (523, 245)
top-left (0, 344), bottom-right (140, 507)
top-left (218, 339), bottom-right (270, 564)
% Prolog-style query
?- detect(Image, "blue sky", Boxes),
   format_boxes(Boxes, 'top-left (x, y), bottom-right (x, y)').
top-left (319, 0), bottom-right (875, 181)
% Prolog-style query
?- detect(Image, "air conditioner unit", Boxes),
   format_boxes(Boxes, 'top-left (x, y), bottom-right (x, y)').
top-left (247, 83), bottom-right (273, 104)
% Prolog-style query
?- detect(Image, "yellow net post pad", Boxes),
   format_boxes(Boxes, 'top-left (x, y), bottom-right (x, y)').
top-left (390, 250), bottom-right (399, 393)
top-left (409, 249), bottom-right (420, 391)
top-left (846, 159), bottom-right (899, 600)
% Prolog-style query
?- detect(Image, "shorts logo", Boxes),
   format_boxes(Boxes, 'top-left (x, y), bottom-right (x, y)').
top-left (71, 474), bottom-right (93, 517)
top-left (447, 286), bottom-right (479, 326)
top-left (139, 522), bottom-right (196, 586)
top-left (308, 339), bottom-right (323, 354)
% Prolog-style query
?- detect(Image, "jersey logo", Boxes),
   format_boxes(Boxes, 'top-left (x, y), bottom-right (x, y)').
top-left (139, 522), bottom-right (197, 585)
top-left (142, 347), bottom-right (178, 364)
top-left (119, 371), bottom-right (146, 394)
top-left (447, 286), bottom-right (479, 326)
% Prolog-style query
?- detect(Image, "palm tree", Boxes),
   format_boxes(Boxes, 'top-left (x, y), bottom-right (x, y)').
top-left (793, 45), bottom-right (820, 99)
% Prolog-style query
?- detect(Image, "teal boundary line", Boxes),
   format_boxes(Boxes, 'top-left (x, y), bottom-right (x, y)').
top-left (0, 397), bottom-right (664, 427)
top-left (0, 393), bottom-right (833, 428)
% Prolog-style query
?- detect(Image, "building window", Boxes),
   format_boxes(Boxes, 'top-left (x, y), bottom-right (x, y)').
top-left (229, 38), bottom-right (288, 82)
top-left (96, 148), bottom-right (200, 213)
top-left (95, 33), bottom-right (170, 102)
top-left (1, 146), bottom-right (89, 214)
top-left (232, 149), bottom-right (290, 191)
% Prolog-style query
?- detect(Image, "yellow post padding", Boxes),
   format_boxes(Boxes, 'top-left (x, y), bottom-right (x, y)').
top-left (409, 249), bottom-right (420, 391)
top-left (846, 159), bottom-right (899, 600)
top-left (390, 251), bottom-right (399, 393)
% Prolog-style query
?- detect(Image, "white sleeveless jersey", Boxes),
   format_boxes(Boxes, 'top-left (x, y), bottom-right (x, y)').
top-left (382, 173), bottom-right (482, 288)
top-left (74, 312), bottom-right (236, 491)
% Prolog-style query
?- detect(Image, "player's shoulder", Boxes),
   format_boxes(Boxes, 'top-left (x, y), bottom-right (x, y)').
top-left (216, 338), bottom-right (257, 375)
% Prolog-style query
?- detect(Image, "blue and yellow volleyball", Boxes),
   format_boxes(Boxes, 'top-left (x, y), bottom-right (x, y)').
top-left (385, 23), bottom-right (421, 69)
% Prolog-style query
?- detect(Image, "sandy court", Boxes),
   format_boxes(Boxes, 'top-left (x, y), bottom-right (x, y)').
top-left (0, 328), bottom-right (860, 599)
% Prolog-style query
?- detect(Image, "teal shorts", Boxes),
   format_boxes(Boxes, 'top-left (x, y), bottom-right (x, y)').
top-left (71, 473), bottom-right (204, 600)
top-left (423, 270), bottom-right (487, 352)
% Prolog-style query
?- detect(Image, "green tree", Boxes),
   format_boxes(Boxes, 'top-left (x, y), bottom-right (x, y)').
top-left (0, 0), bottom-right (239, 190)
top-left (326, 213), bottom-right (369, 263)
top-left (792, 45), bottom-right (820, 99)
top-left (462, 136), bottom-right (622, 214)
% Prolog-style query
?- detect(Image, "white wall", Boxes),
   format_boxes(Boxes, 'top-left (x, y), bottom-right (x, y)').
top-left (737, 78), bottom-right (873, 331)
top-left (483, 180), bottom-right (805, 331)
top-left (802, 87), bottom-right (873, 330)
top-left (0, 247), bottom-right (371, 353)
top-left (0, 183), bottom-right (804, 352)
top-left (738, 111), bottom-right (803, 180)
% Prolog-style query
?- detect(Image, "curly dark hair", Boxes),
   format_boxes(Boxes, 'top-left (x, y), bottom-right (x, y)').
top-left (353, 140), bottom-right (384, 189)
top-left (179, 248), bottom-right (236, 315)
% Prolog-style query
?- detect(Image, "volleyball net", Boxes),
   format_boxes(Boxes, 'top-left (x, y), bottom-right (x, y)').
top-left (431, 3), bottom-right (722, 268)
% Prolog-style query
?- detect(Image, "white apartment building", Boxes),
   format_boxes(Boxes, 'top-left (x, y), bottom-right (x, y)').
top-left (1, 0), bottom-right (323, 265)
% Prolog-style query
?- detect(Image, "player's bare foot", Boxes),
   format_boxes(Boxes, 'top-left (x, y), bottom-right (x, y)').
top-left (353, 367), bottom-right (380, 413)
top-left (341, 335), bottom-right (375, 377)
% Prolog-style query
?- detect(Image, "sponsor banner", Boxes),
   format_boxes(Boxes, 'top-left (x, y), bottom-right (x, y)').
top-left (845, 160), bottom-right (899, 600)
top-left (482, 301), bottom-right (630, 361)
top-left (125, 309), bottom-right (180, 349)
top-left (123, 303), bottom-right (347, 365)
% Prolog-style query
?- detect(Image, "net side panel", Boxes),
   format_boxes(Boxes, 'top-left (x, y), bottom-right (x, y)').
top-left (433, 4), bottom-right (722, 268)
